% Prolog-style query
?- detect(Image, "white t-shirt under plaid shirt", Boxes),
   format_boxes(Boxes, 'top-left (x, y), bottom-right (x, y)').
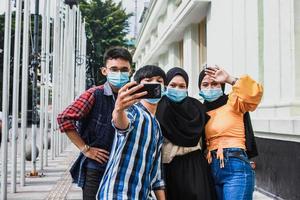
top-left (97, 102), bottom-right (165, 200)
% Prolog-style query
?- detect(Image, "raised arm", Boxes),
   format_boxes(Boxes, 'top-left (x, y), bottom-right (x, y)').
top-left (112, 82), bottom-right (147, 130)
top-left (205, 66), bottom-right (263, 113)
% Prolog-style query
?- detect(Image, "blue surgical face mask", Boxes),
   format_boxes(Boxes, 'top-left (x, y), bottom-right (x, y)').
top-left (166, 87), bottom-right (187, 103)
top-left (145, 98), bottom-right (161, 104)
top-left (107, 72), bottom-right (129, 88)
top-left (199, 88), bottom-right (223, 102)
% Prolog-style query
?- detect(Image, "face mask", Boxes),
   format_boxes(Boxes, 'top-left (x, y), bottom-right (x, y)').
top-left (107, 72), bottom-right (129, 88)
top-left (166, 88), bottom-right (187, 103)
top-left (145, 98), bottom-right (161, 104)
top-left (199, 88), bottom-right (223, 102)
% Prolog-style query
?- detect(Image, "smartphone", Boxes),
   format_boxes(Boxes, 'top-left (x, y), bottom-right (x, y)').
top-left (132, 83), bottom-right (162, 99)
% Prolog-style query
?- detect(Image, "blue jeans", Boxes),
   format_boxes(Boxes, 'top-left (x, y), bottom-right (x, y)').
top-left (210, 148), bottom-right (255, 200)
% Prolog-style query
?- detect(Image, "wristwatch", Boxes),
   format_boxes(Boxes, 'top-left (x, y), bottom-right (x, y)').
top-left (81, 144), bottom-right (90, 153)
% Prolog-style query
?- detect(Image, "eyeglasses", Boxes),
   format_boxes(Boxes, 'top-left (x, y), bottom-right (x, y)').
top-left (107, 67), bottom-right (130, 73)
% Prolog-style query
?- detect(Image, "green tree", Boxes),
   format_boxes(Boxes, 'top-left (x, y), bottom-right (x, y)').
top-left (80, 0), bottom-right (133, 85)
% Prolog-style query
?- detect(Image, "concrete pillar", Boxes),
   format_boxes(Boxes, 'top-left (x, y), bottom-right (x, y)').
top-left (183, 24), bottom-right (200, 97)
top-left (167, 42), bottom-right (180, 71)
top-left (294, 0), bottom-right (300, 109)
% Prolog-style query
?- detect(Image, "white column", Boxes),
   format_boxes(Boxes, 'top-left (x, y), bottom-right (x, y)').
top-left (157, 15), bottom-right (165, 38)
top-left (244, 0), bottom-right (259, 80)
top-left (158, 53), bottom-right (167, 70)
top-left (231, 0), bottom-right (246, 76)
top-left (292, 0), bottom-right (300, 115)
top-left (183, 24), bottom-right (200, 97)
top-left (81, 21), bottom-right (87, 92)
top-left (167, 43), bottom-right (180, 71)
top-left (57, 15), bottom-right (65, 156)
top-left (43, 0), bottom-right (51, 166)
top-left (1, 0), bottom-right (12, 198)
top-left (39, 0), bottom-right (47, 171)
top-left (76, 7), bottom-right (81, 96)
top-left (231, 0), bottom-right (259, 79)
top-left (70, 8), bottom-right (76, 101)
top-left (166, 0), bottom-right (176, 24)
top-left (20, 0), bottom-right (31, 187)
top-left (257, 0), bottom-right (297, 117)
top-left (263, 0), bottom-right (281, 113)
top-left (11, 0), bottom-right (22, 193)
top-left (51, 0), bottom-right (61, 160)
top-left (206, 0), bottom-right (234, 73)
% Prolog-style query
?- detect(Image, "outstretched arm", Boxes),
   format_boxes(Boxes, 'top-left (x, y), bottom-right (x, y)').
top-left (112, 82), bottom-right (147, 130)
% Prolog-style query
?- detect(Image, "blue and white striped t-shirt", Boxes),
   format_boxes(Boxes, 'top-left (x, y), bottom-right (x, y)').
top-left (97, 102), bottom-right (165, 200)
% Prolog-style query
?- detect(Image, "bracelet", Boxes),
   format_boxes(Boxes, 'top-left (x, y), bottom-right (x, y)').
top-left (81, 144), bottom-right (90, 153)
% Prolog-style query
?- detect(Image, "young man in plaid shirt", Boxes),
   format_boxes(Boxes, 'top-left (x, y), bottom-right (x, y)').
top-left (57, 47), bottom-right (133, 200)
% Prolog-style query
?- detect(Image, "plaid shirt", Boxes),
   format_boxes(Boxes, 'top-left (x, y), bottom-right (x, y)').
top-left (57, 82), bottom-right (116, 188)
top-left (57, 86), bottom-right (99, 132)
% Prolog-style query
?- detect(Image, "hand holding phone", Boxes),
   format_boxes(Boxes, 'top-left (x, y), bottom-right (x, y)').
top-left (115, 82), bottom-right (147, 112)
top-left (131, 83), bottom-right (162, 99)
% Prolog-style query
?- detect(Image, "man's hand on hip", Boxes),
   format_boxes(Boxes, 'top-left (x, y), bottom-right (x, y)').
top-left (84, 147), bottom-right (110, 164)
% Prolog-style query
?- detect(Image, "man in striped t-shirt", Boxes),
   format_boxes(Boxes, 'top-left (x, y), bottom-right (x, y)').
top-left (97, 65), bottom-right (166, 200)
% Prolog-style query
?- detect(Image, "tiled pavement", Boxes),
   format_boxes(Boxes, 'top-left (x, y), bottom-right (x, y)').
top-left (1, 143), bottom-right (273, 200)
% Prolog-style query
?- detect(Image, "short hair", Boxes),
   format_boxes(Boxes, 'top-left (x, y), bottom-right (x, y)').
top-left (134, 65), bottom-right (167, 84)
top-left (103, 46), bottom-right (132, 66)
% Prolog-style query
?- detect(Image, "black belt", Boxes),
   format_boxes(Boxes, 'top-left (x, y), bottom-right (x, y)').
top-left (211, 150), bottom-right (250, 164)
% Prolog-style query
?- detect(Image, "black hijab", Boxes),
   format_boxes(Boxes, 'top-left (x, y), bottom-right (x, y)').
top-left (156, 67), bottom-right (208, 147)
top-left (157, 96), bottom-right (208, 147)
top-left (198, 70), bottom-right (258, 158)
top-left (166, 67), bottom-right (189, 87)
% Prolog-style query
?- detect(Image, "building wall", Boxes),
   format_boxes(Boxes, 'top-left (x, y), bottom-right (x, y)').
top-left (134, 0), bottom-right (300, 198)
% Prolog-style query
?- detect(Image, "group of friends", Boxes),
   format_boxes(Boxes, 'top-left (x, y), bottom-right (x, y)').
top-left (57, 46), bottom-right (263, 200)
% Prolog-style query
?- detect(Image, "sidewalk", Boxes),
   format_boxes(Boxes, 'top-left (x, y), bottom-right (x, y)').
top-left (4, 144), bottom-right (81, 200)
top-left (2, 143), bottom-right (273, 200)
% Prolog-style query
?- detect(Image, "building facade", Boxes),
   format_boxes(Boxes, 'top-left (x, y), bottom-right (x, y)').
top-left (134, 0), bottom-right (300, 199)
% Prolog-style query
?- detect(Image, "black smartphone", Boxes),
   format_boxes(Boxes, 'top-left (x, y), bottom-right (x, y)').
top-left (132, 83), bottom-right (162, 99)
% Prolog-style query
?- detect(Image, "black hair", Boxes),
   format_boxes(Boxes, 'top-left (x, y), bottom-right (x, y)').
top-left (103, 46), bottom-right (132, 66)
top-left (198, 70), bottom-right (225, 91)
top-left (134, 65), bottom-right (167, 84)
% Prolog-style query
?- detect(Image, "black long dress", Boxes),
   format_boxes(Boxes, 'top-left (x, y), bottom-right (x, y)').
top-left (156, 96), bottom-right (216, 200)
top-left (164, 150), bottom-right (215, 200)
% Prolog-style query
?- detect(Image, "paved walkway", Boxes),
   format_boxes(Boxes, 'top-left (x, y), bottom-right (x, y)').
top-left (1, 143), bottom-right (273, 200)
top-left (4, 144), bottom-right (81, 200)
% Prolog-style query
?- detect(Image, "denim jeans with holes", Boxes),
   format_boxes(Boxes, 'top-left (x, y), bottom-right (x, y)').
top-left (210, 148), bottom-right (255, 200)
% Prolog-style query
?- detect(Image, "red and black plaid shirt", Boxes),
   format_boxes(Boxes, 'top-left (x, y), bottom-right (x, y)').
top-left (57, 86), bottom-right (104, 132)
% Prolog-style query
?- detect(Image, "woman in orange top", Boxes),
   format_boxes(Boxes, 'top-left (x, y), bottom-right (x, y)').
top-left (198, 66), bottom-right (263, 200)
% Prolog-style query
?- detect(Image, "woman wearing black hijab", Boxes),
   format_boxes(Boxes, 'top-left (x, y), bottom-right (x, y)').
top-left (156, 67), bottom-right (216, 200)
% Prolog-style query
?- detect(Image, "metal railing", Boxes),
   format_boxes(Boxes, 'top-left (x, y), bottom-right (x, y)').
top-left (0, 0), bottom-right (87, 199)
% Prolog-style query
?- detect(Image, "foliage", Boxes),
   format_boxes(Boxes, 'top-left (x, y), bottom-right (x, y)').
top-left (80, 0), bottom-right (133, 85)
